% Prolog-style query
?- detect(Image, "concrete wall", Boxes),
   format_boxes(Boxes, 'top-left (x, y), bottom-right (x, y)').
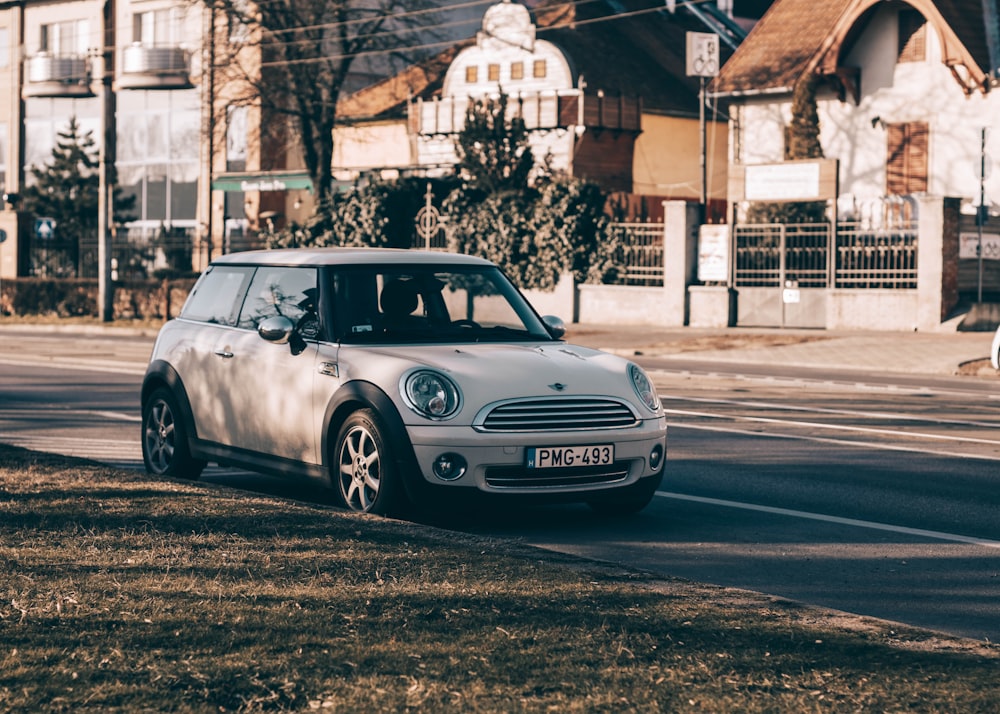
top-left (826, 290), bottom-right (920, 331)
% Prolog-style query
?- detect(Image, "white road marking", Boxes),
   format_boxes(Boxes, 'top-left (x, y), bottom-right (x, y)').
top-left (664, 407), bottom-right (1000, 448)
top-left (669, 421), bottom-right (1000, 462)
top-left (0, 356), bottom-right (146, 376)
top-left (656, 491), bottom-right (1000, 549)
top-left (664, 393), bottom-right (1000, 429)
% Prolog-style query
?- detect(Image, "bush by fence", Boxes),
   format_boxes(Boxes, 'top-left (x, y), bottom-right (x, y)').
top-left (0, 278), bottom-right (197, 320)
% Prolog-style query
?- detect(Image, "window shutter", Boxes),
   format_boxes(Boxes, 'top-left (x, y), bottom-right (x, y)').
top-left (886, 122), bottom-right (928, 195)
top-left (898, 10), bottom-right (926, 63)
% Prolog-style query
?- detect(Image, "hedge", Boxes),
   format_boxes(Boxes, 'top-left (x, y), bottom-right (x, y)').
top-left (0, 278), bottom-right (197, 320)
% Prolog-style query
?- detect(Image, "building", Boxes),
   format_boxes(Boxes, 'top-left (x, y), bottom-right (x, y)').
top-left (0, 0), bottom-right (760, 282)
top-left (707, 0), bottom-right (1000, 329)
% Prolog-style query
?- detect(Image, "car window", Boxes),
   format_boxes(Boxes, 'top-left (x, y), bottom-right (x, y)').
top-left (237, 266), bottom-right (319, 335)
top-left (328, 265), bottom-right (551, 343)
top-left (180, 266), bottom-right (254, 326)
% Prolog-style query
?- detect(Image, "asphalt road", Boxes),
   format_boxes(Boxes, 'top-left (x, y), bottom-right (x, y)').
top-left (1, 329), bottom-right (998, 642)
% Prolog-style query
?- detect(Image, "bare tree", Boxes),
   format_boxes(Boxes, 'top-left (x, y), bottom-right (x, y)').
top-left (205, 0), bottom-right (442, 202)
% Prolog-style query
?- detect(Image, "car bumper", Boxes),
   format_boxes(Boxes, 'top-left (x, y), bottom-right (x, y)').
top-left (404, 419), bottom-right (667, 495)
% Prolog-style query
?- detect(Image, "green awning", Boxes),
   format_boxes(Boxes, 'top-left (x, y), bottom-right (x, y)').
top-left (211, 171), bottom-right (313, 192)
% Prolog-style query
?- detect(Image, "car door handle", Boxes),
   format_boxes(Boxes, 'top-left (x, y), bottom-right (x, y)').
top-left (214, 348), bottom-right (234, 359)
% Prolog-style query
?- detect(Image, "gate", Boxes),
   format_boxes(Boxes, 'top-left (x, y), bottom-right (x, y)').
top-left (733, 223), bottom-right (831, 328)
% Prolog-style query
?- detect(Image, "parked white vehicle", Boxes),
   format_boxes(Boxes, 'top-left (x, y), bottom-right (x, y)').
top-left (141, 248), bottom-right (667, 516)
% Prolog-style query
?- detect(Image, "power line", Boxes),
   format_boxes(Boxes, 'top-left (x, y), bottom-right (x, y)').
top-left (253, 0), bottom-right (721, 69)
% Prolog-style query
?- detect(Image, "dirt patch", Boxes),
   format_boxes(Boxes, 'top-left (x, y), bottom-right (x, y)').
top-left (956, 358), bottom-right (1000, 378)
top-left (567, 327), bottom-right (830, 355)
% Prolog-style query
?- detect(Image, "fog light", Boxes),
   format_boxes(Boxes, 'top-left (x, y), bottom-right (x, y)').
top-left (432, 453), bottom-right (467, 481)
top-left (649, 443), bottom-right (664, 471)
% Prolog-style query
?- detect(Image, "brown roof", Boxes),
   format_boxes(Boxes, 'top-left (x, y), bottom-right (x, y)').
top-left (712, 0), bottom-right (997, 95)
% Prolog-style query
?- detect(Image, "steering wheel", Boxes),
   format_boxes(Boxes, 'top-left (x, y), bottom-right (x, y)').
top-left (452, 319), bottom-right (481, 329)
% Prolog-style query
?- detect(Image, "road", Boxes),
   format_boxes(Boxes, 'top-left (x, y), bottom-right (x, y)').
top-left (1, 328), bottom-right (998, 642)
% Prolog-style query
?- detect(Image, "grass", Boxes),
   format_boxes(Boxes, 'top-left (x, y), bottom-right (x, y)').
top-left (1, 444), bottom-right (997, 713)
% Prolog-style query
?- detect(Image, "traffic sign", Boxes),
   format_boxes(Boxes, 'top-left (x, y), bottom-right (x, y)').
top-left (35, 217), bottom-right (56, 240)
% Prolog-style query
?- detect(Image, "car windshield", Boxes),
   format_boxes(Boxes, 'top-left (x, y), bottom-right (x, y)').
top-left (328, 264), bottom-right (555, 344)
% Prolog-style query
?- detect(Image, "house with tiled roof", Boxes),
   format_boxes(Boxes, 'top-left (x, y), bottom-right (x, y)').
top-left (707, 0), bottom-right (1000, 329)
top-left (713, 0), bottom-right (999, 216)
top-left (333, 0), bottom-right (738, 218)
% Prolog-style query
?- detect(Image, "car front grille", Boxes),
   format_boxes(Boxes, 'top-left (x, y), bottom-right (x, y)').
top-left (484, 463), bottom-right (630, 489)
top-left (475, 398), bottom-right (639, 432)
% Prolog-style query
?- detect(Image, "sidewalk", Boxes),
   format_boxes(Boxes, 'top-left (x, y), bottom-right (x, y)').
top-left (566, 324), bottom-right (999, 378)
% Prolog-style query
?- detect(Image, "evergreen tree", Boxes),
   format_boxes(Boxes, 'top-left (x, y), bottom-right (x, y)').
top-left (746, 74), bottom-right (828, 224)
top-left (454, 93), bottom-right (535, 197)
top-left (21, 117), bottom-right (135, 276)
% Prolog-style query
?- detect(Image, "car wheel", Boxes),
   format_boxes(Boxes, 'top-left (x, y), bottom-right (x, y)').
top-left (587, 473), bottom-right (663, 516)
top-left (335, 409), bottom-right (407, 517)
top-left (142, 387), bottom-right (205, 480)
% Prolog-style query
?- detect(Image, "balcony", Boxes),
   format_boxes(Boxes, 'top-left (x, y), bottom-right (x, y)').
top-left (23, 53), bottom-right (94, 98)
top-left (118, 44), bottom-right (192, 90)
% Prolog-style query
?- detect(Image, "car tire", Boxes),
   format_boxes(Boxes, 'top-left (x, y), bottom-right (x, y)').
top-left (587, 473), bottom-right (663, 516)
top-left (335, 409), bottom-right (407, 517)
top-left (142, 387), bottom-right (205, 480)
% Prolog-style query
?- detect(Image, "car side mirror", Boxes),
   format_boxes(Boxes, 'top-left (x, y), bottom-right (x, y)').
top-left (258, 315), bottom-right (295, 344)
top-left (542, 315), bottom-right (566, 339)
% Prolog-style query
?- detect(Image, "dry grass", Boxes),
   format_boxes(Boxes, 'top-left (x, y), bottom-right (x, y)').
top-left (1, 444), bottom-right (997, 713)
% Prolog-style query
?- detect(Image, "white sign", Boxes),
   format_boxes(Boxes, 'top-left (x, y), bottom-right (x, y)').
top-left (960, 232), bottom-right (1000, 260)
top-left (745, 163), bottom-right (822, 201)
top-left (686, 32), bottom-right (719, 77)
top-left (697, 224), bottom-right (729, 282)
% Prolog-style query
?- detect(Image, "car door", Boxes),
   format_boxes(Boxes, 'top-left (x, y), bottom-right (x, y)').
top-left (220, 266), bottom-right (322, 464)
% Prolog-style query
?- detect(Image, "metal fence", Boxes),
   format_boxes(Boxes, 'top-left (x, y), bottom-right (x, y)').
top-left (734, 223), bottom-right (830, 288)
top-left (834, 222), bottom-right (918, 289)
top-left (608, 221), bottom-right (664, 286)
top-left (30, 226), bottom-right (204, 280)
top-left (734, 221), bottom-right (918, 290)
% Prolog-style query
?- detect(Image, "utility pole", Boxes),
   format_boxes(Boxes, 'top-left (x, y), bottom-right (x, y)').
top-left (976, 127), bottom-right (989, 305)
top-left (97, 0), bottom-right (116, 322)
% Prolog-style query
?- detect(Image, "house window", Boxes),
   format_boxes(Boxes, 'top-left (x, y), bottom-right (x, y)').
top-left (227, 105), bottom-right (248, 172)
top-left (40, 19), bottom-right (89, 55)
top-left (898, 9), bottom-right (926, 63)
top-left (488, 63), bottom-right (500, 81)
top-left (533, 59), bottom-right (547, 78)
top-left (886, 122), bottom-right (928, 195)
top-left (511, 61), bottom-right (523, 80)
top-left (133, 8), bottom-right (179, 46)
top-left (465, 65), bottom-right (478, 83)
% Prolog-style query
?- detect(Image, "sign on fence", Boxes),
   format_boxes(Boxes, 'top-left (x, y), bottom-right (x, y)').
top-left (697, 224), bottom-right (729, 282)
top-left (959, 232), bottom-right (1000, 260)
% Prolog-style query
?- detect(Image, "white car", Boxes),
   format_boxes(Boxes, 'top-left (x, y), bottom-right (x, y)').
top-left (141, 248), bottom-right (667, 516)
top-left (992, 324), bottom-right (1000, 370)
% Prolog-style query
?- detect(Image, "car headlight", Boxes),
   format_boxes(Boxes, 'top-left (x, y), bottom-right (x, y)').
top-left (402, 370), bottom-right (462, 420)
top-left (629, 363), bottom-right (659, 412)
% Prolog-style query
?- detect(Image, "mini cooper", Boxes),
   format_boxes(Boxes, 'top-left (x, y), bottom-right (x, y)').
top-left (141, 248), bottom-right (667, 516)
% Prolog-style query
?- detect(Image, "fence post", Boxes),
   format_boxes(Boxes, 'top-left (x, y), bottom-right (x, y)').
top-left (915, 195), bottom-right (960, 330)
top-left (663, 200), bottom-right (700, 326)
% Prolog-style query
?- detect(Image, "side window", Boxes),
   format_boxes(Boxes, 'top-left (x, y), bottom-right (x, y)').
top-left (180, 266), bottom-right (254, 325)
top-left (237, 266), bottom-right (318, 333)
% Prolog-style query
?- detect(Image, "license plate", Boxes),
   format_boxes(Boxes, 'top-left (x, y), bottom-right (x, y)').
top-left (526, 445), bottom-right (615, 469)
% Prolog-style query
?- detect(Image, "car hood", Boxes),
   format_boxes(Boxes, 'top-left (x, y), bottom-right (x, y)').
top-left (338, 341), bottom-right (644, 419)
